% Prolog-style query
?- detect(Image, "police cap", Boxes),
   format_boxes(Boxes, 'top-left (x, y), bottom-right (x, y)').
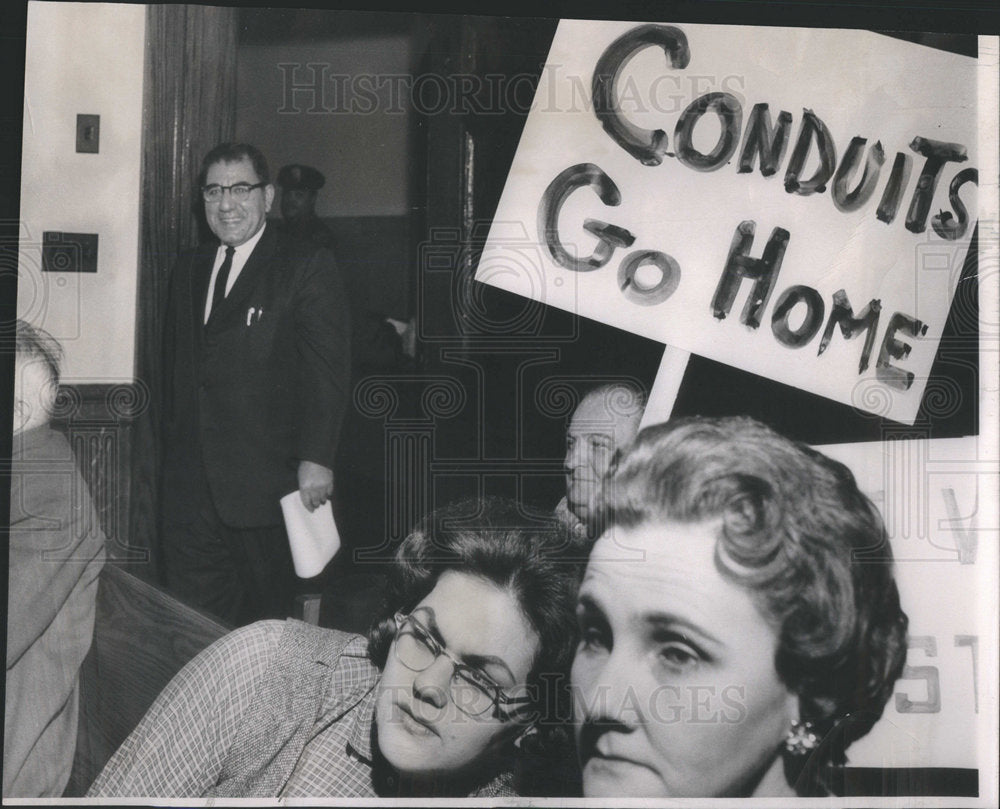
top-left (276, 164), bottom-right (325, 191)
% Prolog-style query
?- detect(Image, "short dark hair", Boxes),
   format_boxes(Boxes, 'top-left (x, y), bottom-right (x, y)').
top-left (199, 142), bottom-right (270, 186)
top-left (596, 416), bottom-right (908, 761)
top-left (368, 497), bottom-right (581, 730)
top-left (15, 318), bottom-right (62, 390)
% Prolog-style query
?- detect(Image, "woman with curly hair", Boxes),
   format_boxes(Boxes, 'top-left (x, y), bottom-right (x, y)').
top-left (89, 497), bottom-right (580, 798)
top-left (571, 415), bottom-right (909, 798)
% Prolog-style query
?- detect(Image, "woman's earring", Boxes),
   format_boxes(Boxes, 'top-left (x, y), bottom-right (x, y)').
top-left (784, 719), bottom-right (819, 756)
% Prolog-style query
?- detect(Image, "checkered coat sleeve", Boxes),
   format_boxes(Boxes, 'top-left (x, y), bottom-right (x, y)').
top-left (87, 620), bottom-right (286, 797)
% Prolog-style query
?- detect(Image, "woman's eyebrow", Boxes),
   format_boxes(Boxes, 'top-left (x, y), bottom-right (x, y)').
top-left (415, 606), bottom-right (516, 682)
top-left (576, 592), bottom-right (607, 617)
top-left (643, 613), bottom-right (723, 649)
top-left (413, 606), bottom-right (447, 646)
top-left (579, 589), bottom-right (721, 650)
top-left (461, 653), bottom-right (515, 683)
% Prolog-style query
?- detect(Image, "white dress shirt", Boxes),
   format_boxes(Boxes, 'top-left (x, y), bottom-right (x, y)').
top-left (203, 223), bottom-right (267, 324)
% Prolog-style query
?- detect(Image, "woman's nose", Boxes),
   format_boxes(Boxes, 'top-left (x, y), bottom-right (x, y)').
top-left (412, 656), bottom-right (453, 709)
top-left (578, 650), bottom-right (645, 729)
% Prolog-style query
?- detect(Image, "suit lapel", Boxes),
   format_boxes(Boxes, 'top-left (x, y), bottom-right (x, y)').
top-left (190, 243), bottom-right (218, 338)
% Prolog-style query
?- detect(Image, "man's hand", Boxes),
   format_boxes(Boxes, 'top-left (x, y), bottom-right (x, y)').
top-left (298, 460), bottom-right (334, 512)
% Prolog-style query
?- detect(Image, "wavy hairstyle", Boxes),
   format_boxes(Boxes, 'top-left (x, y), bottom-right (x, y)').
top-left (368, 497), bottom-right (582, 737)
top-left (595, 416), bottom-right (908, 763)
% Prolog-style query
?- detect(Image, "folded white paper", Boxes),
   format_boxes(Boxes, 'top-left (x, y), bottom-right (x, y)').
top-left (280, 491), bottom-right (341, 578)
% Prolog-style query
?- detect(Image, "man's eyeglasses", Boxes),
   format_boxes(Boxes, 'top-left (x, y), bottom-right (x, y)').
top-left (392, 612), bottom-right (532, 719)
top-left (201, 182), bottom-right (266, 203)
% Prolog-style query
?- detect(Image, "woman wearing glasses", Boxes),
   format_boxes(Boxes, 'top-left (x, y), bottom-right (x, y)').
top-left (89, 498), bottom-right (580, 798)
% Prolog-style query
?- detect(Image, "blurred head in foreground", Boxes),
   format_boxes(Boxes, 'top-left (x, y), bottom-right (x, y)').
top-left (12, 319), bottom-right (62, 436)
top-left (571, 416), bottom-right (908, 798)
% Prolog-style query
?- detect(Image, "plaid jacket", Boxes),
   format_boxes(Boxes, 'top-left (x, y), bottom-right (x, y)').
top-left (88, 619), bottom-right (516, 798)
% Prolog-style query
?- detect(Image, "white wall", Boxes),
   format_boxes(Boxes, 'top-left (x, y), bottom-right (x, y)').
top-left (18, 1), bottom-right (145, 383)
top-left (236, 36), bottom-right (411, 218)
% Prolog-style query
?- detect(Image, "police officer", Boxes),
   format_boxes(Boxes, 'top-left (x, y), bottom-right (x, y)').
top-left (276, 164), bottom-right (336, 250)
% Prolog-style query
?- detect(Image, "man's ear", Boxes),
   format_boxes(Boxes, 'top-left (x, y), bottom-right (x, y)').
top-left (263, 183), bottom-right (276, 213)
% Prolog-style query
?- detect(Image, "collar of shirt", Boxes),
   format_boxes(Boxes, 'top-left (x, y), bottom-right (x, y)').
top-left (317, 633), bottom-right (379, 764)
top-left (346, 687), bottom-right (377, 764)
top-left (203, 221), bottom-right (267, 323)
top-left (554, 495), bottom-right (588, 537)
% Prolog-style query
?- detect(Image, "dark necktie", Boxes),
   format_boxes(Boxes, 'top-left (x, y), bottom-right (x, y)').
top-left (210, 245), bottom-right (235, 318)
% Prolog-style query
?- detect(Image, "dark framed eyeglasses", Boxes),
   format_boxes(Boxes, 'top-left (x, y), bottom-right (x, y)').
top-left (392, 612), bottom-right (532, 719)
top-left (201, 182), bottom-right (266, 203)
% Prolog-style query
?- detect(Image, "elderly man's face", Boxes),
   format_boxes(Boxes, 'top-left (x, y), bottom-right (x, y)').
top-left (564, 391), bottom-right (642, 523)
top-left (280, 187), bottom-right (317, 223)
top-left (204, 157), bottom-right (274, 247)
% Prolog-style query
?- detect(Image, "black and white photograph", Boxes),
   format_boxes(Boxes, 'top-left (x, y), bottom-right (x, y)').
top-left (2, 0), bottom-right (998, 804)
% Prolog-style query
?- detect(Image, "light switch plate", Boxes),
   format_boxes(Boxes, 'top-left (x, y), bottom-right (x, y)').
top-left (76, 114), bottom-right (99, 153)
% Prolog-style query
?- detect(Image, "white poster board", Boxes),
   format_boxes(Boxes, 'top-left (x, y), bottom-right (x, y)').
top-left (818, 436), bottom-right (994, 770)
top-left (479, 21), bottom-right (980, 424)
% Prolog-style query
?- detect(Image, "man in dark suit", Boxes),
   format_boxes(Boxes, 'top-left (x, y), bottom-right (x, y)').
top-left (160, 142), bottom-right (350, 626)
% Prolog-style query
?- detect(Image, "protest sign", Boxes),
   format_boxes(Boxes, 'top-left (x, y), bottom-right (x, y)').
top-left (819, 436), bottom-right (993, 771)
top-left (479, 20), bottom-right (980, 424)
